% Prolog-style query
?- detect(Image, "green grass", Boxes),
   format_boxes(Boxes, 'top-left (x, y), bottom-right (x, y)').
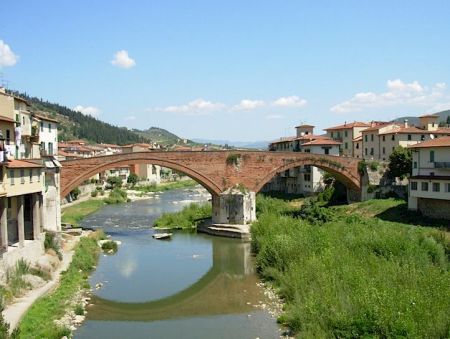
top-left (133, 179), bottom-right (199, 193)
top-left (153, 203), bottom-right (212, 229)
top-left (61, 199), bottom-right (106, 227)
top-left (252, 196), bottom-right (450, 338)
top-left (18, 232), bottom-right (102, 339)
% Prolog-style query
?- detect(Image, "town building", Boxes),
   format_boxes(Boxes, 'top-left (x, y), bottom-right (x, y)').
top-left (361, 115), bottom-right (450, 161)
top-left (266, 125), bottom-right (340, 195)
top-left (408, 136), bottom-right (450, 219)
top-left (325, 122), bottom-right (370, 157)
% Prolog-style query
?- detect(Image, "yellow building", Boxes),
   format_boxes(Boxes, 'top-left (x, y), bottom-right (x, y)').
top-left (324, 121), bottom-right (370, 157)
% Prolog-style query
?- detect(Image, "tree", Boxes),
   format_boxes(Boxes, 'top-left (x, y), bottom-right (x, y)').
top-left (447, 115), bottom-right (450, 126)
top-left (388, 146), bottom-right (412, 179)
top-left (107, 176), bottom-right (123, 188)
top-left (127, 173), bottom-right (139, 186)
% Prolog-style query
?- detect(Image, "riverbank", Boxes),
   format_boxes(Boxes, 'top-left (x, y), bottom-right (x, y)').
top-left (153, 203), bottom-right (212, 229)
top-left (133, 179), bottom-right (198, 193)
top-left (17, 231), bottom-right (103, 338)
top-left (252, 196), bottom-right (450, 338)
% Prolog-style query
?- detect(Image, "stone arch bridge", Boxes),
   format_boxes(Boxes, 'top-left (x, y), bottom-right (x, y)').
top-left (60, 151), bottom-right (364, 224)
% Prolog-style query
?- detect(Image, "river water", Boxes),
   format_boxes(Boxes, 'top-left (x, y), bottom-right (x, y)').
top-left (74, 187), bottom-right (280, 339)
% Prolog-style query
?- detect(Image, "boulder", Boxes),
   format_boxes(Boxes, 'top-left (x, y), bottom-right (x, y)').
top-left (22, 274), bottom-right (46, 289)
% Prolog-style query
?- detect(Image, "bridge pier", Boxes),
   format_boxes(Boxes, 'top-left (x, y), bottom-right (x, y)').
top-left (211, 189), bottom-right (256, 225)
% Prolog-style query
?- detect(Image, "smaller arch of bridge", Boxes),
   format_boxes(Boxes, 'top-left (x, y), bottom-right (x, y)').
top-left (254, 157), bottom-right (361, 193)
top-left (60, 157), bottom-right (222, 198)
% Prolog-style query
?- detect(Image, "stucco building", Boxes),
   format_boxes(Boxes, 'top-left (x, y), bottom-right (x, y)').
top-left (408, 136), bottom-right (450, 220)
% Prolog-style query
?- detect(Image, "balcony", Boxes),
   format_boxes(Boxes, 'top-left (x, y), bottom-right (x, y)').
top-left (435, 162), bottom-right (450, 169)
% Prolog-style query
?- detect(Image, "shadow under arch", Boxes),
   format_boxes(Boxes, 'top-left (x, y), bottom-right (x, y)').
top-left (60, 155), bottom-right (222, 198)
top-left (253, 157), bottom-right (361, 194)
top-left (86, 238), bottom-right (260, 322)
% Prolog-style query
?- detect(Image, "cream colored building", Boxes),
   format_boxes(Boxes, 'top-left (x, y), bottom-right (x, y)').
top-left (324, 121), bottom-right (370, 157)
top-left (362, 116), bottom-right (450, 161)
top-left (265, 125), bottom-right (340, 195)
top-left (408, 136), bottom-right (450, 220)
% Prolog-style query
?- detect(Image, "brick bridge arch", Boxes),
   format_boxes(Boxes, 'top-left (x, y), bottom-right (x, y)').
top-left (60, 151), bottom-right (362, 199)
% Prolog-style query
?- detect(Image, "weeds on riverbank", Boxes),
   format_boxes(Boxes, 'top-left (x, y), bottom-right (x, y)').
top-left (153, 203), bottom-right (212, 229)
top-left (18, 231), bottom-right (102, 339)
top-left (133, 179), bottom-right (198, 193)
top-left (252, 196), bottom-right (450, 338)
top-left (61, 200), bottom-right (105, 227)
top-left (104, 188), bottom-right (129, 204)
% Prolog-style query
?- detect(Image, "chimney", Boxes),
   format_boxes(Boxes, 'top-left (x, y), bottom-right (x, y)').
top-left (370, 121), bottom-right (375, 127)
top-left (404, 119), bottom-right (408, 128)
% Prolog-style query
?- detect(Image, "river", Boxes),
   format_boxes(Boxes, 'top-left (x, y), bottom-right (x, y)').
top-left (74, 187), bottom-right (280, 339)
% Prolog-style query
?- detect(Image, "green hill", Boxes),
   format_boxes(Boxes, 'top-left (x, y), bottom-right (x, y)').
top-left (132, 127), bottom-right (194, 146)
top-left (7, 90), bottom-right (151, 145)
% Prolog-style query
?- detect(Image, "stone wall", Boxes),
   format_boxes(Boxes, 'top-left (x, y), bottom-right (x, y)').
top-left (418, 198), bottom-right (450, 220)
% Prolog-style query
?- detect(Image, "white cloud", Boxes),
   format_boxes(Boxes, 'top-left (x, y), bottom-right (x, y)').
top-left (232, 99), bottom-right (265, 111)
top-left (272, 96), bottom-right (307, 108)
top-left (266, 114), bottom-right (284, 120)
top-left (0, 40), bottom-right (19, 67)
top-left (125, 115), bottom-right (136, 121)
top-left (111, 50), bottom-right (136, 69)
top-left (331, 79), bottom-right (449, 113)
top-left (158, 98), bottom-right (225, 115)
top-left (73, 105), bottom-right (100, 117)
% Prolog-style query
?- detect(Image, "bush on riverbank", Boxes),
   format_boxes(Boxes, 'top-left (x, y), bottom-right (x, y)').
top-left (133, 179), bottom-right (198, 193)
top-left (104, 188), bottom-right (129, 204)
top-left (62, 200), bottom-right (106, 227)
top-left (252, 196), bottom-right (450, 338)
top-left (153, 203), bottom-right (212, 229)
top-left (18, 231), bottom-right (102, 339)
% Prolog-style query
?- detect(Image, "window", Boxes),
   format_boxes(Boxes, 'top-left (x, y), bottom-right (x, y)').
top-left (370, 148), bottom-right (374, 155)
top-left (365, 135), bottom-right (368, 142)
top-left (345, 142), bottom-right (348, 149)
top-left (382, 135), bottom-right (385, 142)
top-left (40, 122), bottom-right (44, 132)
top-left (365, 148), bottom-right (368, 156)
top-left (6, 129), bottom-right (10, 145)
top-left (9, 170), bottom-right (14, 185)
top-left (331, 132), bottom-right (333, 138)
top-left (37, 169), bottom-right (41, 182)
top-left (324, 148), bottom-right (330, 155)
top-left (41, 142), bottom-right (45, 150)
top-left (22, 116), bottom-right (25, 125)
top-left (430, 150), bottom-right (435, 163)
top-left (344, 130), bottom-right (348, 137)
top-left (411, 181), bottom-right (417, 190)
top-left (413, 161), bottom-right (417, 169)
top-left (382, 147), bottom-right (385, 155)
top-left (356, 143), bottom-right (359, 149)
top-left (371, 134), bottom-right (374, 142)
top-left (304, 174), bottom-right (311, 182)
top-left (48, 142), bottom-right (53, 155)
top-left (432, 182), bottom-right (440, 192)
top-left (29, 169), bottom-right (33, 183)
top-left (20, 169), bottom-right (25, 184)
top-left (421, 135), bottom-right (425, 141)
top-left (408, 134), bottom-right (412, 141)
top-left (446, 183), bottom-right (450, 192)
top-left (392, 135), bottom-right (395, 141)
top-left (421, 182), bottom-right (429, 191)
top-left (48, 123), bottom-right (51, 132)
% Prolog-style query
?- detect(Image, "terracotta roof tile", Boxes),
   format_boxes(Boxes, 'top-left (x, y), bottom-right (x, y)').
top-left (5, 159), bottom-right (43, 168)
top-left (302, 139), bottom-right (342, 146)
top-left (408, 136), bottom-right (450, 148)
top-left (324, 121), bottom-right (370, 131)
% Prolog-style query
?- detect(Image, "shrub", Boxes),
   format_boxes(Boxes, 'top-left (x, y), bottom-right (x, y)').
top-left (226, 153), bottom-right (241, 166)
top-left (127, 173), bottom-right (139, 186)
top-left (297, 199), bottom-right (335, 224)
top-left (44, 232), bottom-right (62, 260)
top-left (369, 161), bottom-right (379, 171)
top-left (101, 241), bottom-right (118, 253)
top-left (106, 176), bottom-right (123, 188)
top-left (104, 188), bottom-right (128, 204)
top-left (74, 304), bottom-right (84, 316)
top-left (154, 203), bottom-right (212, 229)
top-left (91, 190), bottom-right (98, 197)
top-left (70, 187), bottom-right (81, 200)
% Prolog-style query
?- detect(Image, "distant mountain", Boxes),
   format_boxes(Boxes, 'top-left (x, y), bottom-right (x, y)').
top-left (7, 90), bottom-right (150, 145)
top-left (391, 109), bottom-right (450, 126)
top-left (192, 138), bottom-right (269, 149)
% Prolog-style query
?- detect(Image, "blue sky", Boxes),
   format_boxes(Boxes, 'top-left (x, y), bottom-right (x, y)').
top-left (1, 0), bottom-right (449, 141)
